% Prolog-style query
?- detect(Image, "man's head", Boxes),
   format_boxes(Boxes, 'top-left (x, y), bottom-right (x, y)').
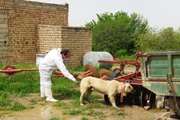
top-left (61, 49), bottom-right (71, 60)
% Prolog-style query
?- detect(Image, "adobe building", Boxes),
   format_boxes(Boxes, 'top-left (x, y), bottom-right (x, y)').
top-left (0, 0), bottom-right (92, 67)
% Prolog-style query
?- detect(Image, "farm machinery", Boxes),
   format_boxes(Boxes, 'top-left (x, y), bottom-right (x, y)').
top-left (98, 51), bottom-right (151, 108)
top-left (82, 51), bottom-right (180, 117)
top-left (100, 51), bottom-right (180, 117)
top-left (78, 52), bottom-right (151, 106)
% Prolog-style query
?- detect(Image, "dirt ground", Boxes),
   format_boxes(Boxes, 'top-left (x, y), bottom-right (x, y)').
top-left (0, 94), bottom-right (172, 120)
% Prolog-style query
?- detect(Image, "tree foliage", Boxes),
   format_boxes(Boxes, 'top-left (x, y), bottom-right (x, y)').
top-left (86, 11), bottom-right (148, 56)
top-left (86, 11), bottom-right (180, 56)
top-left (136, 27), bottom-right (180, 51)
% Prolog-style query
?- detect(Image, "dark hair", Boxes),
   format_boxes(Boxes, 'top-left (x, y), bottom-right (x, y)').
top-left (61, 48), bottom-right (70, 56)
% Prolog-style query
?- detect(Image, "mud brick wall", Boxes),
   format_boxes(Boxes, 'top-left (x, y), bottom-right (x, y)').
top-left (0, 0), bottom-right (68, 63)
top-left (38, 25), bottom-right (92, 67)
top-left (38, 25), bottom-right (63, 53)
top-left (0, 0), bottom-right (92, 66)
top-left (0, 10), bottom-right (10, 64)
top-left (61, 27), bottom-right (92, 67)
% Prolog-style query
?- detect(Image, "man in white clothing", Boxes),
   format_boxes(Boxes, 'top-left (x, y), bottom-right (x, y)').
top-left (39, 48), bottom-right (77, 102)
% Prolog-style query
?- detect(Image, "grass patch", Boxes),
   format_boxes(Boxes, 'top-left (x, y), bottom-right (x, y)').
top-left (81, 116), bottom-right (89, 120)
top-left (0, 71), bottom-right (40, 96)
top-left (52, 78), bottom-right (80, 100)
top-left (0, 64), bottom-right (85, 111)
top-left (0, 92), bottom-right (26, 111)
top-left (49, 117), bottom-right (60, 120)
top-left (55, 90), bottom-right (125, 119)
top-left (64, 108), bottom-right (82, 115)
top-left (10, 102), bottom-right (26, 111)
top-left (0, 64), bottom-right (41, 111)
top-left (70, 66), bottom-right (85, 73)
top-left (56, 93), bottom-right (106, 119)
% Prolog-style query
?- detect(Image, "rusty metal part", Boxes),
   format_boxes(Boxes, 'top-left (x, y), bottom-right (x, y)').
top-left (0, 65), bottom-right (37, 75)
top-left (76, 70), bottom-right (94, 80)
top-left (0, 65), bottom-right (64, 77)
top-left (53, 71), bottom-right (64, 77)
top-left (114, 72), bottom-right (142, 85)
top-left (98, 52), bottom-right (143, 85)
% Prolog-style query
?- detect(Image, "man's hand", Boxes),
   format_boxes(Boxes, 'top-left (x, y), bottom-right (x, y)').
top-left (74, 79), bottom-right (80, 85)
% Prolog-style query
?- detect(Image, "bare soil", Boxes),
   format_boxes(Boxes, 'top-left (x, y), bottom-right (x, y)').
top-left (0, 94), bottom-right (171, 120)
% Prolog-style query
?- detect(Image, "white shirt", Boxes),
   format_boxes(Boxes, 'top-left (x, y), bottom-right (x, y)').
top-left (39, 48), bottom-right (76, 81)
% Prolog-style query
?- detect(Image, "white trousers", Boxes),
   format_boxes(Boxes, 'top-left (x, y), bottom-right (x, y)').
top-left (39, 69), bottom-right (53, 99)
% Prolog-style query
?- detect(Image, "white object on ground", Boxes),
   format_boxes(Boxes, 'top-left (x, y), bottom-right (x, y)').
top-left (83, 51), bottom-right (113, 67)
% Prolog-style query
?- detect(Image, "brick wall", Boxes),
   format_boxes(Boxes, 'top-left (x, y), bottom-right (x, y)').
top-left (0, 0), bottom-right (92, 66)
top-left (0, 0), bottom-right (68, 63)
top-left (0, 10), bottom-right (11, 64)
top-left (38, 25), bottom-right (62, 53)
top-left (38, 25), bottom-right (92, 67)
top-left (61, 27), bottom-right (92, 67)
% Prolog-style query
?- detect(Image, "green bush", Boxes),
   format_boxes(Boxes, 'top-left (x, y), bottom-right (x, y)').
top-left (136, 27), bottom-right (180, 51)
top-left (86, 11), bottom-right (148, 56)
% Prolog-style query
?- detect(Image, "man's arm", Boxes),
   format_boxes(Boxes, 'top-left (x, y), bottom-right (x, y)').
top-left (54, 55), bottom-right (76, 82)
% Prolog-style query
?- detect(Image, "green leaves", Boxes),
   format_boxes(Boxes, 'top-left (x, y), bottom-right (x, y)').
top-left (86, 11), bottom-right (180, 54)
top-left (137, 27), bottom-right (180, 51)
top-left (86, 11), bottom-right (148, 57)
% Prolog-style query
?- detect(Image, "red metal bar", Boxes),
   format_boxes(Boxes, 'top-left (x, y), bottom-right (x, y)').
top-left (53, 71), bottom-right (64, 77)
top-left (0, 66), bottom-right (64, 77)
top-left (114, 72), bottom-right (142, 85)
top-left (0, 66), bottom-right (25, 75)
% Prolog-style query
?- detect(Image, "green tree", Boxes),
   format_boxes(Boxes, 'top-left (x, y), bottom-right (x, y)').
top-left (86, 11), bottom-right (148, 56)
top-left (137, 27), bottom-right (180, 51)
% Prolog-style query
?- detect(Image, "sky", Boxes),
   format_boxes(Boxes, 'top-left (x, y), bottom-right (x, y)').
top-left (28, 0), bottom-right (180, 29)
